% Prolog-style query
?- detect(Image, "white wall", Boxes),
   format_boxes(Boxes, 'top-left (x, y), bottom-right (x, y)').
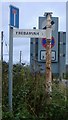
top-left (66, 1), bottom-right (68, 64)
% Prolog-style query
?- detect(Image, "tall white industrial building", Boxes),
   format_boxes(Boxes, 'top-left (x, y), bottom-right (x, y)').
top-left (66, 1), bottom-right (68, 64)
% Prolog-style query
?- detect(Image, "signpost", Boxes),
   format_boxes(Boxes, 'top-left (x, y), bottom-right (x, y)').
top-left (9, 5), bottom-right (46, 111)
top-left (42, 38), bottom-right (47, 48)
top-left (40, 50), bottom-right (56, 61)
top-left (13, 29), bottom-right (46, 38)
top-left (10, 5), bottom-right (19, 28)
top-left (9, 5), bottom-right (19, 111)
top-left (42, 36), bottom-right (55, 48)
top-left (9, 5), bottom-right (54, 111)
top-left (9, 27), bottom-right (13, 111)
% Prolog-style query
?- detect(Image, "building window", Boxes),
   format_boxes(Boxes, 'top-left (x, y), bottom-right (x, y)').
top-left (36, 53), bottom-right (38, 56)
top-left (36, 42), bottom-right (38, 44)
top-left (63, 54), bottom-right (65, 57)
top-left (63, 43), bottom-right (66, 45)
top-left (31, 42), bottom-right (33, 44)
top-left (31, 53), bottom-right (33, 56)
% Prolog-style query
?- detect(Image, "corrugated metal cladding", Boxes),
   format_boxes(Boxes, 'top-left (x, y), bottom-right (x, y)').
top-left (30, 17), bottom-right (66, 78)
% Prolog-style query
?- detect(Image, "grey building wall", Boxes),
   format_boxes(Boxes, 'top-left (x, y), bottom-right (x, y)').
top-left (66, 1), bottom-right (68, 64)
top-left (58, 32), bottom-right (66, 77)
top-left (66, 64), bottom-right (68, 73)
top-left (30, 38), bottom-right (38, 72)
top-left (30, 17), bottom-right (66, 77)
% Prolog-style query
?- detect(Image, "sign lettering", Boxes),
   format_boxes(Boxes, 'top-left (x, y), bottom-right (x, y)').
top-left (13, 29), bottom-right (46, 38)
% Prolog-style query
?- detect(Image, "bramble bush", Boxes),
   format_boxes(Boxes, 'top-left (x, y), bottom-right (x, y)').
top-left (2, 62), bottom-right (68, 120)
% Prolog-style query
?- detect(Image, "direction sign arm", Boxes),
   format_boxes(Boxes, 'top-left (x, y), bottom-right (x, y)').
top-left (13, 29), bottom-right (46, 38)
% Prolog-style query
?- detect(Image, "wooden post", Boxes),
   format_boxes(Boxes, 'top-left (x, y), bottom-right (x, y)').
top-left (45, 13), bottom-right (52, 100)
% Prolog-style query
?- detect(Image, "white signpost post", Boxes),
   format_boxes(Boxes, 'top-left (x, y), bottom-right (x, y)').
top-left (9, 5), bottom-right (19, 111)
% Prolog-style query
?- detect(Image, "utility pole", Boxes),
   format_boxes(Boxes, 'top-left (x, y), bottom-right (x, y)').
top-left (44, 12), bottom-right (52, 100)
top-left (1, 31), bottom-right (3, 92)
top-left (1, 31), bottom-right (3, 62)
top-left (33, 27), bottom-right (36, 73)
top-left (0, 31), bottom-right (3, 120)
top-left (20, 51), bottom-right (22, 64)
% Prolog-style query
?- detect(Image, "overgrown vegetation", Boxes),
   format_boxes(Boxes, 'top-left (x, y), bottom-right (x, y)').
top-left (2, 62), bottom-right (68, 119)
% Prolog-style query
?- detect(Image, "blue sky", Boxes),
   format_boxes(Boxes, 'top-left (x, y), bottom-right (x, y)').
top-left (0, 1), bottom-right (67, 64)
